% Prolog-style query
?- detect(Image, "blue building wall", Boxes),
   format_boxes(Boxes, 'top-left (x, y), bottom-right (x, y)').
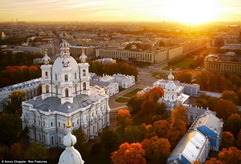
top-left (181, 155), bottom-right (190, 164)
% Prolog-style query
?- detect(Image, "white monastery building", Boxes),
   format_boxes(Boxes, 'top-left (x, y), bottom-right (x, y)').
top-left (21, 40), bottom-right (110, 148)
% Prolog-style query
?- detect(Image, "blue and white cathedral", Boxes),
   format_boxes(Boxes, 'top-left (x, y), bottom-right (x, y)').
top-left (21, 40), bottom-right (110, 148)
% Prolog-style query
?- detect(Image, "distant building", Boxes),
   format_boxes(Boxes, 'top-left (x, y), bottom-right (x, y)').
top-left (0, 78), bottom-right (41, 111)
top-left (167, 111), bottom-right (223, 164)
top-left (113, 74), bottom-right (135, 89)
top-left (18, 44), bottom-right (54, 55)
top-left (96, 48), bottom-right (168, 63)
top-left (204, 52), bottom-right (241, 75)
top-left (94, 58), bottom-right (116, 64)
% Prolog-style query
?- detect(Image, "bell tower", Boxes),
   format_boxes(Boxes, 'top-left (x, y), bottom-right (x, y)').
top-left (79, 47), bottom-right (90, 96)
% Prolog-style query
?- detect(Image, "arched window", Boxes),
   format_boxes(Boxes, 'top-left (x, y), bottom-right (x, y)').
top-left (65, 74), bottom-right (68, 82)
top-left (83, 70), bottom-right (86, 76)
top-left (55, 74), bottom-right (57, 81)
top-left (75, 72), bottom-right (77, 79)
top-left (46, 85), bottom-right (49, 93)
top-left (45, 72), bottom-right (48, 78)
top-left (65, 88), bottom-right (69, 97)
top-left (51, 136), bottom-right (54, 146)
top-left (83, 82), bottom-right (86, 90)
top-left (51, 122), bottom-right (53, 127)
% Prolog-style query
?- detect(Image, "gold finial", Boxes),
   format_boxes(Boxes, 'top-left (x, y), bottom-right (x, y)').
top-left (64, 49), bottom-right (67, 53)
top-left (82, 43), bottom-right (84, 51)
top-left (66, 117), bottom-right (71, 128)
top-left (45, 48), bottom-right (48, 51)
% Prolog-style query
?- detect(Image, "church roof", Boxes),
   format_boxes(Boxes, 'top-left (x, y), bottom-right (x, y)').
top-left (25, 86), bottom-right (107, 114)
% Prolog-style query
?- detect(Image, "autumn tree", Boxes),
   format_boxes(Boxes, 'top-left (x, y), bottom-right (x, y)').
top-left (220, 131), bottom-right (234, 149)
top-left (116, 109), bottom-right (132, 133)
top-left (140, 99), bottom-right (155, 116)
top-left (9, 143), bottom-right (23, 159)
top-left (228, 75), bottom-right (241, 90)
top-left (111, 143), bottom-right (146, 164)
top-left (236, 87), bottom-right (241, 105)
top-left (205, 158), bottom-right (223, 164)
top-left (218, 147), bottom-right (241, 164)
top-left (225, 113), bottom-right (241, 137)
top-left (236, 130), bottom-right (241, 149)
top-left (147, 87), bottom-right (164, 102)
top-left (172, 106), bottom-right (187, 121)
top-left (153, 120), bottom-right (169, 138)
top-left (168, 106), bottom-right (188, 147)
top-left (213, 99), bottom-right (237, 120)
top-left (139, 123), bottom-right (156, 139)
top-left (141, 136), bottom-right (171, 164)
top-left (24, 143), bottom-right (48, 159)
top-left (221, 90), bottom-right (239, 105)
top-left (174, 70), bottom-right (192, 83)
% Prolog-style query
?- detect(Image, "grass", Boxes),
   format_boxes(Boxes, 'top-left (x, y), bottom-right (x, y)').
top-left (175, 59), bottom-right (195, 69)
top-left (152, 72), bottom-right (166, 79)
top-left (162, 59), bottom-right (195, 70)
top-left (162, 65), bottom-right (176, 70)
top-left (123, 88), bottom-right (142, 98)
top-left (115, 97), bottom-right (130, 103)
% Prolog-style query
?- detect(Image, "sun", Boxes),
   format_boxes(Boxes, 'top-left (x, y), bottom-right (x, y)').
top-left (164, 0), bottom-right (218, 25)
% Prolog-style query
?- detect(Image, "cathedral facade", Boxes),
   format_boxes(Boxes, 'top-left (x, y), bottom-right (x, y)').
top-left (21, 40), bottom-right (110, 148)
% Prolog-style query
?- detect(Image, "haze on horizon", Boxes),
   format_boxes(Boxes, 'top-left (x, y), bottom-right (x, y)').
top-left (1, 0), bottom-right (241, 25)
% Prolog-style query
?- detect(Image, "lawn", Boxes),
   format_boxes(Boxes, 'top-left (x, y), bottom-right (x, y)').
top-left (151, 72), bottom-right (166, 79)
top-left (123, 88), bottom-right (142, 98)
top-left (162, 59), bottom-right (195, 70)
top-left (175, 59), bottom-right (195, 69)
top-left (115, 97), bottom-right (130, 103)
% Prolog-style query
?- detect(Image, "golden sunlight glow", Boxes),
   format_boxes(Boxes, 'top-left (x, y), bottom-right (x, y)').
top-left (164, 0), bottom-right (218, 25)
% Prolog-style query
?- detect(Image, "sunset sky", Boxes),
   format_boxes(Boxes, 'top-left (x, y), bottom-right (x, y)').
top-left (1, 0), bottom-right (241, 24)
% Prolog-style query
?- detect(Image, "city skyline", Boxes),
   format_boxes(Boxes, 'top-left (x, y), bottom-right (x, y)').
top-left (1, 0), bottom-right (241, 24)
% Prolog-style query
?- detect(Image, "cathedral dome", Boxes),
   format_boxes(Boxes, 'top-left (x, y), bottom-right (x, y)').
top-left (52, 56), bottom-right (78, 71)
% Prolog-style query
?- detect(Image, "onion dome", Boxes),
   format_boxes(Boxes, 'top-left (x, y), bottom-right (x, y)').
top-left (42, 49), bottom-right (51, 64)
top-left (165, 69), bottom-right (176, 90)
top-left (58, 119), bottom-right (84, 164)
top-left (79, 48), bottom-right (87, 63)
top-left (168, 69), bottom-right (174, 80)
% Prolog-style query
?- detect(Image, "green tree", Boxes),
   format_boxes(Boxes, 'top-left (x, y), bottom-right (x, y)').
top-left (24, 143), bottom-right (48, 159)
top-left (100, 128), bottom-right (121, 153)
top-left (0, 113), bottom-right (22, 146)
top-left (4, 90), bottom-right (27, 114)
top-left (123, 125), bottom-right (143, 143)
top-left (72, 128), bottom-right (88, 156)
